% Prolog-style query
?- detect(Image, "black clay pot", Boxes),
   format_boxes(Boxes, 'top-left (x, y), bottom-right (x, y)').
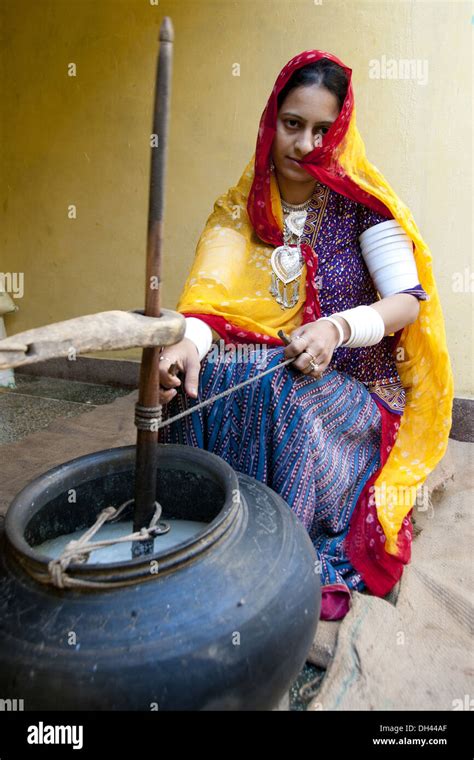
top-left (0, 444), bottom-right (320, 711)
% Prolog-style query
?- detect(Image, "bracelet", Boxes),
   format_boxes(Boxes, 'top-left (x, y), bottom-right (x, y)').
top-left (316, 316), bottom-right (345, 348)
top-left (331, 305), bottom-right (385, 348)
top-left (184, 317), bottom-right (213, 360)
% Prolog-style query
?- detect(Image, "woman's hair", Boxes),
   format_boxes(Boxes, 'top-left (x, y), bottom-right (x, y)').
top-left (277, 58), bottom-right (349, 113)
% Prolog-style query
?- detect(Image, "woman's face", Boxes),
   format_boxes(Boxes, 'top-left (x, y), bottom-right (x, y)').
top-left (271, 84), bottom-right (340, 184)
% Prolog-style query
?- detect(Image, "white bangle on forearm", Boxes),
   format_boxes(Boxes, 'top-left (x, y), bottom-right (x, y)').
top-left (316, 316), bottom-right (345, 348)
top-left (332, 305), bottom-right (386, 348)
top-left (184, 317), bottom-right (213, 360)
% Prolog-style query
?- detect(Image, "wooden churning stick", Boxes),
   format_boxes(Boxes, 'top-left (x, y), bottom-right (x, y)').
top-left (131, 16), bottom-right (175, 557)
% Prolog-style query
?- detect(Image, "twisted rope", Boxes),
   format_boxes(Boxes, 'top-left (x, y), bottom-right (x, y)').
top-left (156, 354), bottom-right (299, 430)
top-left (33, 499), bottom-right (167, 590)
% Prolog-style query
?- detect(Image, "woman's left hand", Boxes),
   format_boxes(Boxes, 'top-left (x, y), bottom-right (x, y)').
top-left (283, 320), bottom-right (341, 378)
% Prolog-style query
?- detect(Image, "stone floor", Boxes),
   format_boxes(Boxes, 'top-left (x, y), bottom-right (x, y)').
top-left (0, 374), bottom-right (131, 445)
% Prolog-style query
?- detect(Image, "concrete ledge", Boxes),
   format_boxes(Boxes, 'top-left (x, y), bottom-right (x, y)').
top-left (451, 396), bottom-right (474, 443)
top-left (17, 356), bottom-right (140, 388)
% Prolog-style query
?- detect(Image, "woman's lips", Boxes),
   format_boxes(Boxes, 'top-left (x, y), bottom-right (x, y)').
top-left (287, 157), bottom-right (302, 166)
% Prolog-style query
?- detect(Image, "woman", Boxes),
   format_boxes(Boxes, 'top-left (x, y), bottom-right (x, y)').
top-left (157, 51), bottom-right (453, 621)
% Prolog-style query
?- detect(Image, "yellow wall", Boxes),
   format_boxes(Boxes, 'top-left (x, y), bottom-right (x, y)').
top-left (1, 0), bottom-right (472, 395)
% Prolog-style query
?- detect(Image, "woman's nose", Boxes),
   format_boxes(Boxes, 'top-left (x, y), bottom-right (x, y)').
top-left (295, 130), bottom-right (317, 157)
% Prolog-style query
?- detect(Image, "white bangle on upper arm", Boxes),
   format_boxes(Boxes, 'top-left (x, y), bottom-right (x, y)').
top-left (184, 317), bottom-right (213, 360)
top-left (359, 220), bottom-right (421, 298)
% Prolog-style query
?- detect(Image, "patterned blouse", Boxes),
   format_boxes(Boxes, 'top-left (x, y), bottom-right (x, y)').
top-left (300, 182), bottom-right (429, 415)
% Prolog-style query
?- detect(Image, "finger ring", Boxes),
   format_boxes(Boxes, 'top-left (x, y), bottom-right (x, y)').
top-left (310, 360), bottom-right (320, 371)
top-left (292, 335), bottom-right (304, 342)
top-left (159, 355), bottom-right (172, 363)
top-left (304, 350), bottom-right (316, 361)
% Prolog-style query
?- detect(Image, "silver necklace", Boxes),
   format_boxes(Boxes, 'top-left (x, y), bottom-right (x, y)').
top-left (270, 198), bottom-right (311, 309)
top-left (281, 198), bottom-right (312, 210)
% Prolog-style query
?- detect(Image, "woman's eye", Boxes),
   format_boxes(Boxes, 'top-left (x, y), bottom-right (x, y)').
top-left (284, 120), bottom-right (329, 135)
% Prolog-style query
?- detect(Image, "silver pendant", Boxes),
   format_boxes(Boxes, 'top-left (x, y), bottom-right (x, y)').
top-left (284, 210), bottom-right (307, 237)
top-left (270, 244), bottom-right (304, 309)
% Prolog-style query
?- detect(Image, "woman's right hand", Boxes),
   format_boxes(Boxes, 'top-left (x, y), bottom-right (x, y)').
top-left (158, 337), bottom-right (202, 404)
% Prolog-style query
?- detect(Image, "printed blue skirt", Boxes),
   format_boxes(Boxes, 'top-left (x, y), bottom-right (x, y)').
top-left (158, 345), bottom-right (382, 607)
